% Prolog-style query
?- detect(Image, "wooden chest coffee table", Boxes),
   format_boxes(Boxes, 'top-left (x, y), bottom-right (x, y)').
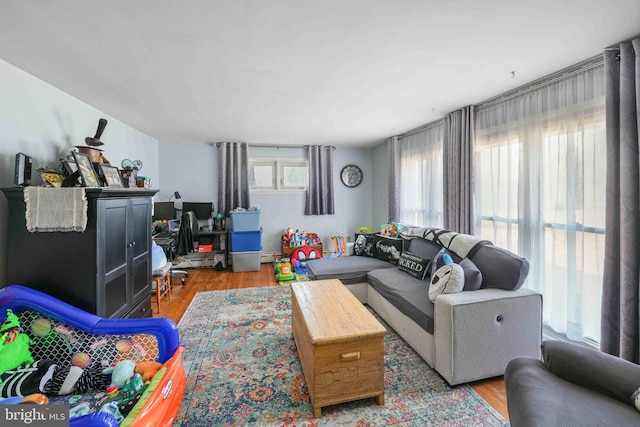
top-left (291, 279), bottom-right (386, 418)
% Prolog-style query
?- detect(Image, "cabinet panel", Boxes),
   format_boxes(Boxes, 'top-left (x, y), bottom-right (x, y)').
top-left (102, 201), bottom-right (128, 276)
top-left (2, 188), bottom-right (156, 319)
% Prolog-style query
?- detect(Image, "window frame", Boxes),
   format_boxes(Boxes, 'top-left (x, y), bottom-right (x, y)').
top-left (249, 157), bottom-right (308, 193)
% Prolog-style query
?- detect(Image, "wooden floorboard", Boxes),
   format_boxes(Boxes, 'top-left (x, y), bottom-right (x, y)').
top-left (153, 263), bottom-right (509, 421)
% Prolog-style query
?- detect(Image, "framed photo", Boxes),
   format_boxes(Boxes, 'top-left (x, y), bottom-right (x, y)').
top-left (36, 168), bottom-right (65, 188)
top-left (61, 158), bottom-right (78, 175)
top-left (72, 151), bottom-right (101, 187)
top-left (100, 164), bottom-right (124, 188)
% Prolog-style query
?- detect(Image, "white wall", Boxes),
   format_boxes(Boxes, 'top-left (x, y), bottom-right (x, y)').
top-left (0, 59), bottom-right (160, 285)
top-left (158, 143), bottom-right (380, 258)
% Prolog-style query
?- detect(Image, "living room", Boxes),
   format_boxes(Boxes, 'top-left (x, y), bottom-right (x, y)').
top-left (1, 2), bottom-right (640, 426)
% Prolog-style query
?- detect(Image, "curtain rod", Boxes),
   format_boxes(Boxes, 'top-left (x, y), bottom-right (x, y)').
top-left (478, 54), bottom-right (604, 108)
top-left (214, 143), bottom-right (335, 150)
top-left (398, 118), bottom-right (444, 139)
top-left (396, 53), bottom-right (605, 139)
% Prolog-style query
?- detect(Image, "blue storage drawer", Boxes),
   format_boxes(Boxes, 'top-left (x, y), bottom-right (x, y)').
top-left (230, 228), bottom-right (263, 252)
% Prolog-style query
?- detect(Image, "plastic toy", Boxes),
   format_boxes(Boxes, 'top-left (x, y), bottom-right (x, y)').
top-left (0, 309), bottom-right (33, 380)
top-left (0, 285), bottom-right (186, 427)
top-left (332, 234), bottom-right (346, 257)
top-left (103, 359), bottom-right (136, 389)
top-left (136, 361), bottom-right (163, 382)
top-left (275, 258), bottom-right (294, 282)
top-left (290, 245), bottom-right (321, 267)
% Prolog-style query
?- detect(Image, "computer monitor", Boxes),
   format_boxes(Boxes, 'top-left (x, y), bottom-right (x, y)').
top-left (153, 201), bottom-right (175, 221)
top-left (181, 202), bottom-right (213, 220)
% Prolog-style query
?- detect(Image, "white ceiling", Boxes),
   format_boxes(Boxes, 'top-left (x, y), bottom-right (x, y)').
top-left (0, 1), bottom-right (638, 148)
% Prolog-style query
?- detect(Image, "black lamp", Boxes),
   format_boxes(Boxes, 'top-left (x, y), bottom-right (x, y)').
top-left (169, 191), bottom-right (181, 201)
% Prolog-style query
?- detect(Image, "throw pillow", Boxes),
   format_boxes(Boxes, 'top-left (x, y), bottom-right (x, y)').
top-left (633, 387), bottom-right (640, 412)
top-left (397, 251), bottom-right (431, 280)
top-left (354, 234), bottom-right (377, 258)
top-left (430, 247), bottom-right (454, 279)
top-left (459, 258), bottom-right (483, 291)
top-left (376, 235), bottom-right (403, 264)
top-left (428, 263), bottom-right (465, 301)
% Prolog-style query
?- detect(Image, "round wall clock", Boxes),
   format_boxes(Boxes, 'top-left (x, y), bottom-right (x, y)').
top-left (340, 164), bottom-right (363, 188)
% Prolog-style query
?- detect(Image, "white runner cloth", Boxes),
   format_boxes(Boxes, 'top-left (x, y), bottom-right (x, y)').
top-left (24, 187), bottom-right (87, 232)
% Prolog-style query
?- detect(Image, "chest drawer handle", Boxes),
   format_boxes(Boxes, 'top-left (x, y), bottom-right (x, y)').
top-left (341, 352), bottom-right (361, 362)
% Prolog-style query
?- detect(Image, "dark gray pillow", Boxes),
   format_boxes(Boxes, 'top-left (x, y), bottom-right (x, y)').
top-left (397, 251), bottom-right (430, 280)
top-left (354, 234), bottom-right (377, 258)
top-left (459, 258), bottom-right (483, 291)
top-left (407, 237), bottom-right (443, 260)
top-left (376, 235), bottom-right (402, 264)
top-left (470, 244), bottom-right (529, 290)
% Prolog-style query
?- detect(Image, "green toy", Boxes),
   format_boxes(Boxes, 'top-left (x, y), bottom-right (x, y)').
top-left (102, 359), bottom-right (135, 389)
top-left (0, 309), bottom-right (33, 383)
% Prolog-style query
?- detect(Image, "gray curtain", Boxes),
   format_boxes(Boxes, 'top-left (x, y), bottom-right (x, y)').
top-left (305, 145), bottom-right (334, 215)
top-left (217, 142), bottom-right (250, 216)
top-left (601, 38), bottom-right (640, 362)
top-left (388, 136), bottom-right (400, 222)
top-left (443, 105), bottom-right (476, 234)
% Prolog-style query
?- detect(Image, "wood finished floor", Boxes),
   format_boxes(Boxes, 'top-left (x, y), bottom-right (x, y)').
top-left (153, 264), bottom-right (509, 421)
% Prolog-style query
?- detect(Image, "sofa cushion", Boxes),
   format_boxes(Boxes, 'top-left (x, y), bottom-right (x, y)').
top-left (397, 251), bottom-right (430, 280)
top-left (542, 340), bottom-right (640, 407)
top-left (406, 237), bottom-right (445, 261)
top-left (505, 356), bottom-right (640, 427)
top-left (305, 255), bottom-right (395, 284)
top-left (428, 263), bottom-right (465, 301)
top-left (459, 258), bottom-right (483, 291)
top-left (375, 235), bottom-right (402, 264)
top-left (469, 244), bottom-right (529, 290)
top-left (354, 233), bottom-right (377, 258)
top-left (367, 268), bottom-right (434, 334)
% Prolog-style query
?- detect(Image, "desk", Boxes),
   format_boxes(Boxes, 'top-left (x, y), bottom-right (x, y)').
top-left (153, 232), bottom-right (178, 261)
top-left (194, 229), bottom-right (228, 270)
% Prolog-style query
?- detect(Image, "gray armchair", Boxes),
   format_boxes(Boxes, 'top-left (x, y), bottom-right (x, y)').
top-left (505, 340), bottom-right (640, 427)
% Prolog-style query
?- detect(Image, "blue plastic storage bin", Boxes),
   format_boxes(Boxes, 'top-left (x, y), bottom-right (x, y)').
top-left (230, 228), bottom-right (263, 252)
top-left (230, 210), bottom-right (262, 231)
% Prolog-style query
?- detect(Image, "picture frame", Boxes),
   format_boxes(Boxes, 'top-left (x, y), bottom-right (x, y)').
top-left (99, 164), bottom-right (124, 188)
top-left (72, 151), bottom-right (101, 187)
top-left (61, 158), bottom-right (78, 176)
top-left (36, 168), bottom-right (65, 188)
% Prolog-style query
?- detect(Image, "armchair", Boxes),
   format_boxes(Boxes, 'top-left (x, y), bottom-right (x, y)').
top-left (505, 340), bottom-right (640, 427)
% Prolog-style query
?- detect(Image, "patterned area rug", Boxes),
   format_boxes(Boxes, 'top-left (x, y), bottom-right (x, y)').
top-left (175, 286), bottom-right (508, 426)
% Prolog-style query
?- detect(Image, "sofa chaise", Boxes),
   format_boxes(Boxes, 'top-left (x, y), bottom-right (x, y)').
top-left (305, 227), bottom-right (542, 385)
top-left (505, 340), bottom-right (640, 426)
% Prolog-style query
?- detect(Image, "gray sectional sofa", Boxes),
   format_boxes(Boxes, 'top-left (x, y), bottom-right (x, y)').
top-left (305, 227), bottom-right (543, 385)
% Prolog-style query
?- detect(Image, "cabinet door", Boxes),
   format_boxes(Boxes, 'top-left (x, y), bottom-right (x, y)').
top-left (98, 198), bottom-right (131, 318)
top-left (130, 197), bottom-right (152, 303)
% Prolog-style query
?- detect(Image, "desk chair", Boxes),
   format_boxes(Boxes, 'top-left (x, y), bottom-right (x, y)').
top-left (171, 210), bottom-right (200, 283)
top-left (152, 262), bottom-right (172, 312)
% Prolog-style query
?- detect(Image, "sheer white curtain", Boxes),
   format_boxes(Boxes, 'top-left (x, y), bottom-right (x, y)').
top-left (399, 123), bottom-right (444, 228)
top-left (475, 64), bottom-right (606, 344)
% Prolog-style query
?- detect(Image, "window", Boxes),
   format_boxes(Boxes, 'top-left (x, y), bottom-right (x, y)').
top-left (249, 159), bottom-right (308, 191)
top-left (398, 122), bottom-right (444, 228)
top-left (475, 64), bottom-right (606, 345)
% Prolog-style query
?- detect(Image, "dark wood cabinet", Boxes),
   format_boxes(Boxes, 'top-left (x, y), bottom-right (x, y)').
top-left (2, 187), bottom-right (158, 318)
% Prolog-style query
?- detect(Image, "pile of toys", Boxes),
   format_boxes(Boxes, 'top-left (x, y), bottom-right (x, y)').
top-left (282, 228), bottom-right (321, 248)
top-left (380, 222), bottom-right (404, 237)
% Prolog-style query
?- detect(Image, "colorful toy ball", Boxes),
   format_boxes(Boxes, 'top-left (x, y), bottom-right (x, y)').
top-left (71, 352), bottom-right (91, 368)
